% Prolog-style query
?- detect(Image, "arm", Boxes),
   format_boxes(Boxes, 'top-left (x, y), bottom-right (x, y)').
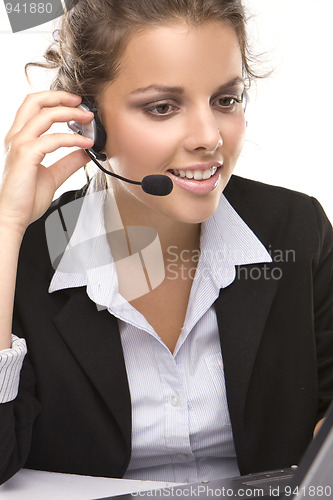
top-left (0, 226), bottom-right (24, 350)
top-left (0, 91), bottom-right (94, 345)
top-left (311, 197), bottom-right (333, 421)
top-left (0, 90), bottom-right (94, 484)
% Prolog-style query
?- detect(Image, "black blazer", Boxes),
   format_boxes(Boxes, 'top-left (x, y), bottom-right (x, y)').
top-left (1, 175), bottom-right (333, 485)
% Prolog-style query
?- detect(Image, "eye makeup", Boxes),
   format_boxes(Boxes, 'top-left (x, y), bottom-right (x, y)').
top-left (126, 76), bottom-right (246, 118)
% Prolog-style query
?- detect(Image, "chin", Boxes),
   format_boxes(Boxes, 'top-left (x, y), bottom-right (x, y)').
top-left (171, 198), bottom-right (221, 225)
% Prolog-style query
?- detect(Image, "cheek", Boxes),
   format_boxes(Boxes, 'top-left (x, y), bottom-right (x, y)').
top-left (104, 115), bottom-right (177, 173)
top-left (223, 116), bottom-right (246, 159)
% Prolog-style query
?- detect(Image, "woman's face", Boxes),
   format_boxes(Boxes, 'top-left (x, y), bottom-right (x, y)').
top-left (100, 20), bottom-right (246, 224)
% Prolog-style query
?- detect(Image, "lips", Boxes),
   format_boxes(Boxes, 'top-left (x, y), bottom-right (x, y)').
top-left (165, 163), bottom-right (223, 194)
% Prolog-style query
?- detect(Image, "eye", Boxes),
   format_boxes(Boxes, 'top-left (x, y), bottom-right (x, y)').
top-left (214, 95), bottom-right (243, 111)
top-left (145, 102), bottom-right (178, 117)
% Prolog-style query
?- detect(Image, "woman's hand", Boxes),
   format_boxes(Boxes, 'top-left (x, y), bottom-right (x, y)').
top-left (0, 90), bottom-right (95, 236)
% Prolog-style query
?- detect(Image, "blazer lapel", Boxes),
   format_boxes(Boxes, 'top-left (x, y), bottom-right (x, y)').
top-left (214, 262), bottom-right (279, 434)
top-left (52, 287), bottom-right (131, 456)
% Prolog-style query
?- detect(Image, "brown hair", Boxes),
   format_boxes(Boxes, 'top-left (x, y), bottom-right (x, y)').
top-left (25, 0), bottom-right (264, 110)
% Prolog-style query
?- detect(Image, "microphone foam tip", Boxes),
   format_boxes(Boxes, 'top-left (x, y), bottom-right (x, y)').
top-left (141, 175), bottom-right (173, 196)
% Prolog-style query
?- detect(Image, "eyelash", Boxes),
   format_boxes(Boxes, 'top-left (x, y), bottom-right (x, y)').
top-left (144, 94), bottom-right (244, 118)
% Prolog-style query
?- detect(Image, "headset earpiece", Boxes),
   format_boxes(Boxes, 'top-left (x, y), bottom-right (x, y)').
top-left (68, 98), bottom-right (107, 161)
top-left (242, 89), bottom-right (248, 113)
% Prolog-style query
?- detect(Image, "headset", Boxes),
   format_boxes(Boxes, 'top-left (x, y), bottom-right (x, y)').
top-left (67, 92), bottom-right (248, 196)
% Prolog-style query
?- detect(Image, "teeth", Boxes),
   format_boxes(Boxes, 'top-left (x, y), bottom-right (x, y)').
top-left (170, 166), bottom-right (219, 180)
top-left (202, 169), bottom-right (212, 180)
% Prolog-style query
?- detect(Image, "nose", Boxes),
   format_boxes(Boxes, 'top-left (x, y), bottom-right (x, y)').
top-left (183, 105), bottom-right (223, 153)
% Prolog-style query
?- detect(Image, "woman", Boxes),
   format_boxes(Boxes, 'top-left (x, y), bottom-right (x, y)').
top-left (0, 0), bottom-right (332, 486)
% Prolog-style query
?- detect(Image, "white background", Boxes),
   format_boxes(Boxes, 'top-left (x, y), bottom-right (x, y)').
top-left (1, 0), bottom-right (333, 220)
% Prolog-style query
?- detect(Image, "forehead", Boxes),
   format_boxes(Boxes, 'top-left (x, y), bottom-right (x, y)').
top-left (106, 21), bottom-right (243, 95)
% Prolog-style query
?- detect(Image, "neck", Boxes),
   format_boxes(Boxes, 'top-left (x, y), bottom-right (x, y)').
top-left (105, 185), bottom-right (201, 259)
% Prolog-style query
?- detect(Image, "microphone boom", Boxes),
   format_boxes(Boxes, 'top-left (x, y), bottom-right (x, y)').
top-left (84, 149), bottom-right (173, 196)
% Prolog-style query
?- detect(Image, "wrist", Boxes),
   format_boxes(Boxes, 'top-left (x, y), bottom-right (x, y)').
top-left (0, 218), bottom-right (25, 244)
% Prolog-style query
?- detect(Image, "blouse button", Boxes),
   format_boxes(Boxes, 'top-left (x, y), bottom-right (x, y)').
top-left (171, 394), bottom-right (181, 407)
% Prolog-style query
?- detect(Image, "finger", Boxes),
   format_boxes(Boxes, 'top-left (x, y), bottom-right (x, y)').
top-left (313, 418), bottom-right (325, 437)
top-left (13, 107), bottom-right (95, 145)
top-left (4, 91), bottom-right (82, 148)
top-left (47, 149), bottom-right (92, 190)
top-left (8, 132), bottom-right (94, 168)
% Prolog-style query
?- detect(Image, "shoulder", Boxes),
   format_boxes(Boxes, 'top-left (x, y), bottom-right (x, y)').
top-left (25, 183), bottom-right (88, 237)
top-left (17, 184), bottom-right (88, 278)
top-left (224, 175), bottom-right (332, 251)
top-left (225, 174), bottom-right (316, 213)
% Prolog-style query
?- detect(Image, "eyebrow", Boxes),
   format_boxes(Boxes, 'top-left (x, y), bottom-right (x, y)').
top-left (129, 77), bottom-right (245, 96)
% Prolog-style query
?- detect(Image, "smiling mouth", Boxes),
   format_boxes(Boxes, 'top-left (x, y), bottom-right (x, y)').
top-left (167, 166), bottom-right (218, 181)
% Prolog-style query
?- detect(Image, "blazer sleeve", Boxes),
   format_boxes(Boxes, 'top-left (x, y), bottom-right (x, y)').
top-left (311, 197), bottom-right (333, 420)
top-left (0, 186), bottom-right (89, 484)
top-left (0, 315), bottom-right (41, 485)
